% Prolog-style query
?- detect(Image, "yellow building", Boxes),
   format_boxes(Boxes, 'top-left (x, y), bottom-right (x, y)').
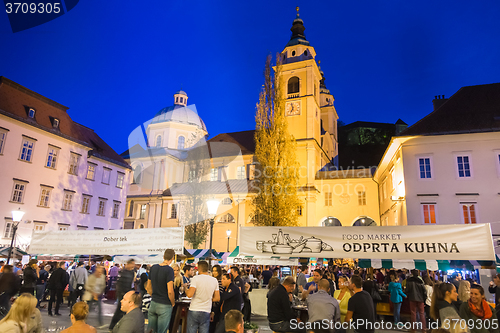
top-left (121, 10), bottom-right (380, 252)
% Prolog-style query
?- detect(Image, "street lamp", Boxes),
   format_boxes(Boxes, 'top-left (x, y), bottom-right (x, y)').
top-left (226, 229), bottom-right (231, 252)
top-left (206, 199), bottom-right (220, 267)
top-left (8, 208), bottom-right (25, 264)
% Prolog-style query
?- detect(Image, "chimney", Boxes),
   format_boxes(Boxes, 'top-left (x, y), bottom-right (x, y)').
top-left (432, 94), bottom-right (448, 111)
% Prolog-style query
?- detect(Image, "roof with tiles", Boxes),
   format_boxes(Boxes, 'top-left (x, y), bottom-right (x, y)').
top-left (399, 82), bottom-right (500, 136)
top-left (0, 77), bottom-right (130, 169)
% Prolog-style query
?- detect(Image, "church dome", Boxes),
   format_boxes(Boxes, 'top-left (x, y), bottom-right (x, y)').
top-left (150, 90), bottom-right (207, 131)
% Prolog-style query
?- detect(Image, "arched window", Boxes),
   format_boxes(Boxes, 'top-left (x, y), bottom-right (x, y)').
top-left (156, 135), bottom-right (162, 147)
top-left (139, 224), bottom-right (145, 229)
top-left (353, 216), bottom-right (377, 226)
top-left (322, 217), bottom-right (342, 227)
top-left (177, 136), bottom-right (185, 149)
top-left (219, 213), bottom-right (235, 223)
top-left (133, 165), bottom-right (142, 184)
top-left (288, 77), bottom-right (299, 94)
top-left (221, 197), bottom-right (232, 205)
top-left (128, 200), bottom-right (134, 217)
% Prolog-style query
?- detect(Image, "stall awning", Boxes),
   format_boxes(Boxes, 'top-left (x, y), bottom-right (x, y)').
top-left (0, 246), bottom-right (28, 258)
top-left (358, 259), bottom-right (497, 271)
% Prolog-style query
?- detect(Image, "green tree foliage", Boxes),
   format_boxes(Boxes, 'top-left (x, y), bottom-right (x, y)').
top-left (251, 55), bottom-right (301, 226)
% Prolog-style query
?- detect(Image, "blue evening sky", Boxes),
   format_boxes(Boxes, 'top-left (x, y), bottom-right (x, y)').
top-left (1, 1), bottom-right (499, 154)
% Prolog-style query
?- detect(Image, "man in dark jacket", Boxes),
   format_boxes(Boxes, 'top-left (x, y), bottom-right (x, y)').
top-left (215, 274), bottom-right (242, 333)
top-left (488, 274), bottom-right (500, 318)
top-left (267, 276), bottom-right (304, 332)
top-left (112, 290), bottom-right (144, 333)
top-left (405, 270), bottom-right (427, 331)
top-left (21, 259), bottom-right (39, 295)
top-left (109, 259), bottom-right (136, 330)
top-left (0, 265), bottom-right (21, 317)
top-left (36, 264), bottom-right (50, 308)
top-left (47, 262), bottom-right (68, 316)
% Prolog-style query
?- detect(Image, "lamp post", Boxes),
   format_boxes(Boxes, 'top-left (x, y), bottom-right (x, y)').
top-left (8, 208), bottom-right (25, 265)
top-left (206, 199), bottom-right (220, 268)
top-left (226, 229), bottom-right (231, 252)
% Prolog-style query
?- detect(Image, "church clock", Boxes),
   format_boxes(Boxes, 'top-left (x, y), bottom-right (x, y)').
top-left (285, 100), bottom-right (301, 116)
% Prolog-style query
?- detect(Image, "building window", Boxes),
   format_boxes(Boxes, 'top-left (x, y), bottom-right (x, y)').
top-left (140, 204), bottom-right (147, 219)
top-left (297, 206), bottom-right (303, 216)
top-left (68, 152), bottom-right (80, 175)
top-left (237, 166), bottom-right (245, 180)
top-left (418, 157), bottom-right (432, 179)
top-left (128, 200), bottom-right (134, 217)
top-left (139, 224), bottom-right (145, 229)
top-left (382, 181), bottom-right (387, 199)
top-left (188, 170), bottom-right (196, 182)
top-left (177, 136), bottom-right (185, 150)
top-left (422, 204), bottom-right (436, 224)
top-left (124, 221), bottom-right (134, 229)
top-left (219, 213), bottom-right (235, 223)
top-left (102, 167), bottom-right (111, 185)
top-left (116, 172), bottom-right (124, 188)
top-left (86, 163), bottom-right (96, 180)
top-left (357, 191), bottom-right (366, 206)
top-left (58, 226), bottom-right (68, 231)
top-left (38, 187), bottom-right (51, 207)
top-left (112, 201), bottom-right (120, 218)
top-left (97, 199), bottom-right (107, 216)
top-left (0, 129), bottom-right (7, 154)
top-left (28, 108), bottom-right (35, 118)
top-left (180, 97), bottom-right (183, 103)
top-left (170, 204), bottom-right (177, 219)
top-left (34, 224), bottom-right (45, 231)
top-left (62, 191), bottom-right (74, 211)
top-left (222, 197), bottom-right (232, 205)
top-left (390, 167), bottom-right (395, 190)
top-left (19, 137), bottom-right (35, 162)
top-left (156, 135), bottom-right (162, 147)
top-left (4, 221), bottom-right (14, 238)
top-left (133, 165), bottom-right (142, 184)
top-left (457, 155), bottom-right (472, 178)
top-left (325, 192), bottom-right (332, 206)
top-left (11, 181), bottom-right (27, 203)
top-left (52, 118), bottom-right (59, 129)
top-left (288, 76), bottom-right (299, 94)
top-left (462, 203), bottom-right (477, 224)
top-left (81, 195), bottom-right (91, 214)
top-left (45, 146), bottom-right (59, 169)
top-left (210, 168), bottom-right (218, 181)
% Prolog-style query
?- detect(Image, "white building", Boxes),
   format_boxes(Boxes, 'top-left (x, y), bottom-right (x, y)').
top-left (375, 83), bottom-right (500, 250)
top-left (0, 77), bottom-right (131, 250)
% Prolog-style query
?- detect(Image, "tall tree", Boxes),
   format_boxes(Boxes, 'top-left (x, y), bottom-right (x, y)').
top-left (251, 55), bottom-right (301, 226)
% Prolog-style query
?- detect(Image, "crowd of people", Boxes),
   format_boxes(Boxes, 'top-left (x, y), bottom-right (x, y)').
top-left (265, 265), bottom-right (500, 333)
top-left (0, 250), bottom-right (252, 333)
top-left (1, 255), bottom-right (500, 333)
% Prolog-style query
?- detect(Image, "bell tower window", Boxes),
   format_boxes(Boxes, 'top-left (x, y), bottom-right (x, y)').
top-left (156, 135), bottom-right (162, 147)
top-left (288, 77), bottom-right (300, 94)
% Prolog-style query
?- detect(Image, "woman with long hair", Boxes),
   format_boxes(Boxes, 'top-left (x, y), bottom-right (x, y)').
top-left (267, 277), bottom-right (280, 297)
top-left (458, 280), bottom-right (471, 303)
top-left (334, 276), bottom-right (353, 323)
top-left (389, 274), bottom-right (407, 325)
top-left (210, 265), bottom-right (223, 333)
top-left (0, 293), bottom-right (42, 333)
top-left (168, 263), bottom-right (184, 333)
top-left (459, 285), bottom-right (498, 333)
top-left (430, 282), bottom-right (467, 333)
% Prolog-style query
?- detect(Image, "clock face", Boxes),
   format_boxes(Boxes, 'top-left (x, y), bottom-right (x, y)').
top-left (285, 101), bottom-right (301, 116)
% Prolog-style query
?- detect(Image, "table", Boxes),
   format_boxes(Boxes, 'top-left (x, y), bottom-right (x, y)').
top-left (171, 299), bottom-right (190, 333)
top-left (292, 305), bottom-right (309, 323)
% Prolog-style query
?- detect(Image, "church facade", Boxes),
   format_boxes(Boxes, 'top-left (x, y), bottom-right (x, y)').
top-left (121, 11), bottom-right (380, 252)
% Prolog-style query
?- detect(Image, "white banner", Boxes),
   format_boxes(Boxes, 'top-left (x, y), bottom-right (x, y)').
top-left (29, 227), bottom-right (184, 256)
top-left (227, 256), bottom-right (298, 266)
top-left (240, 224), bottom-right (495, 260)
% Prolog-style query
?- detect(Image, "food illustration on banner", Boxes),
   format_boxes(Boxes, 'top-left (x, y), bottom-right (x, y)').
top-left (256, 229), bottom-right (334, 254)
